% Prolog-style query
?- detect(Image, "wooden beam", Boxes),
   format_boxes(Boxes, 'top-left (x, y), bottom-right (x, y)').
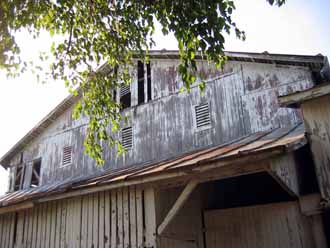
top-left (157, 179), bottom-right (199, 235)
top-left (38, 149), bottom-right (280, 204)
top-left (268, 153), bottom-right (300, 197)
top-left (0, 202), bottom-right (34, 215)
top-left (278, 83), bottom-right (330, 107)
top-left (299, 193), bottom-right (322, 216)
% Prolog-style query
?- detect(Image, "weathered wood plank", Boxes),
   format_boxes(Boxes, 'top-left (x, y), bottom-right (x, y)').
top-left (129, 186), bottom-right (137, 248)
top-left (16, 211), bottom-right (25, 248)
top-left (81, 195), bottom-right (89, 248)
top-left (36, 205), bottom-right (43, 248)
top-left (99, 191), bottom-right (105, 248)
top-left (31, 207), bottom-right (38, 248)
top-left (123, 187), bottom-right (130, 248)
top-left (117, 188), bottom-right (124, 248)
top-left (302, 96), bottom-right (330, 201)
top-left (44, 203), bottom-right (52, 248)
top-left (268, 153), bottom-right (300, 196)
top-left (111, 190), bottom-right (117, 248)
top-left (9, 213), bottom-right (15, 248)
top-left (144, 187), bottom-right (157, 248)
top-left (87, 194), bottom-right (94, 248)
top-left (54, 201), bottom-right (62, 248)
top-left (0, 215), bottom-right (3, 246)
top-left (60, 199), bottom-right (67, 248)
top-left (49, 202), bottom-right (57, 248)
top-left (136, 187), bottom-right (144, 248)
top-left (104, 191), bottom-right (111, 248)
top-left (93, 192), bottom-right (99, 248)
top-left (73, 196), bottom-right (82, 247)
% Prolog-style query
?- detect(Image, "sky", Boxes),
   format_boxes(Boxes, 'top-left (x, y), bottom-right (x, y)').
top-left (0, 0), bottom-right (329, 195)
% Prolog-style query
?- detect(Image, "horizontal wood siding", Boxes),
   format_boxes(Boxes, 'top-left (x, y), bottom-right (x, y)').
top-left (1, 187), bottom-right (148, 248)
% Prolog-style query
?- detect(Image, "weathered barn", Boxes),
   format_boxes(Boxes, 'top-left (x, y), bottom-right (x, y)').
top-left (0, 50), bottom-right (329, 248)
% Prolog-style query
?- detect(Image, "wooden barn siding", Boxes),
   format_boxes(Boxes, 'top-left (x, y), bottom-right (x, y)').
top-left (8, 61), bottom-right (313, 188)
top-left (155, 186), bottom-right (204, 248)
top-left (302, 95), bottom-right (330, 201)
top-left (0, 187), bottom-right (147, 248)
top-left (204, 201), bottom-right (321, 248)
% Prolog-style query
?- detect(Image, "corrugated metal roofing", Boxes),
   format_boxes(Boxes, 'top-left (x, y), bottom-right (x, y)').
top-left (0, 123), bottom-right (306, 208)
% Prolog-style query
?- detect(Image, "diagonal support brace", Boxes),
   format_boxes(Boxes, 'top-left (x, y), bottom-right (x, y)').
top-left (157, 179), bottom-right (199, 235)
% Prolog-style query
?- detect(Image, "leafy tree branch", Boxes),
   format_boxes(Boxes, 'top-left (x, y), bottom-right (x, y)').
top-left (0, 0), bottom-right (286, 164)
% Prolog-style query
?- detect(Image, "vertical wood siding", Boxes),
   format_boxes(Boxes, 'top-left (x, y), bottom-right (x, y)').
top-left (204, 202), bottom-right (315, 248)
top-left (302, 95), bottom-right (330, 201)
top-left (0, 187), bottom-right (147, 248)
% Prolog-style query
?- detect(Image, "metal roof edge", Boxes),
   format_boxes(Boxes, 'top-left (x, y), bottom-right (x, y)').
top-left (278, 82), bottom-right (330, 108)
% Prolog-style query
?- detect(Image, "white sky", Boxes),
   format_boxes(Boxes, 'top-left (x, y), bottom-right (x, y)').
top-left (0, 0), bottom-right (329, 195)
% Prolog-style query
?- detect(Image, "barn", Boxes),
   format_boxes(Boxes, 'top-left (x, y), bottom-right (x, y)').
top-left (0, 51), bottom-right (329, 248)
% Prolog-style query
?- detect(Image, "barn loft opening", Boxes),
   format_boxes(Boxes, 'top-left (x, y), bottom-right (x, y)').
top-left (147, 62), bottom-right (151, 101)
top-left (202, 172), bottom-right (296, 210)
top-left (30, 159), bottom-right (41, 188)
top-left (120, 84), bottom-right (131, 109)
top-left (138, 60), bottom-right (145, 105)
top-left (137, 60), bottom-right (152, 105)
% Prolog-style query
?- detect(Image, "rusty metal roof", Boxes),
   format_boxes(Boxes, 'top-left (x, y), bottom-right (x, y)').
top-left (0, 51), bottom-right (326, 168)
top-left (0, 123), bottom-right (306, 208)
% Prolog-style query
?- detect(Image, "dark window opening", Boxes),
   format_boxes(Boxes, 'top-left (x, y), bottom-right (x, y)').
top-left (202, 172), bottom-right (295, 210)
top-left (112, 89), bottom-right (117, 103)
top-left (120, 84), bottom-right (131, 109)
top-left (147, 62), bottom-right (152, 101)
top-left (14, 165), bottom-right (25, 191)
top-left (30, 159), bottom-right (41, 188)
top-left (138, 60), bottom-right (145, 105)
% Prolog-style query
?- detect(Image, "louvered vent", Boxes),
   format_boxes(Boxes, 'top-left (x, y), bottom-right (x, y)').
top-left (195, 103), bottom-right (211, 129)
top-left (62, 146), bottom-right (72, 165)
top-left (120, 84), bottom-right (130, 97)
top-left (121, 127), bottom-right (133, 150)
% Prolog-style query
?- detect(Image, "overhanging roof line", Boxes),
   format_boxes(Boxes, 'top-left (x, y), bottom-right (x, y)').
top-left (0, 124), bottom-right (306, 209)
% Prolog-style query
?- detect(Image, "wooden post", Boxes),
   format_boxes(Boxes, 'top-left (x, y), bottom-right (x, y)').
top-left (144, 187), bottom-right (157, 248)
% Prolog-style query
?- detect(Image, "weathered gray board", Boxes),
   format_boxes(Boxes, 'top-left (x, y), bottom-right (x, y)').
top-left (0, 186), bottom-right (158, 248)
top-left (204, 201), bottom-right (326, 248)
top-left (302, 95), bottom-right (330, 202)
top-left (8, 59), bottom-right (313, 191)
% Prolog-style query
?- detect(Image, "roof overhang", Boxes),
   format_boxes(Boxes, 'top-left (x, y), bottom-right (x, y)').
top-left (0, 124), bottom-right (307, 210)
top-left (278, 83), bottom-right (330, 108)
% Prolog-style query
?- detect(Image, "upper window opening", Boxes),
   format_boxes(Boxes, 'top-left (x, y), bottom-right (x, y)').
top-left (120, 84), bottom-right (131, 109)
top-left (30, 159), bottom-right (41, 188)
top-left (62, 146), bottom-right (73, 166)
top-left (195, 102), bottom-right (211, 129)
top-left (147, 62), bottom-right (152, 101)
top-left (138, 60), bottom-right (145, 105)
